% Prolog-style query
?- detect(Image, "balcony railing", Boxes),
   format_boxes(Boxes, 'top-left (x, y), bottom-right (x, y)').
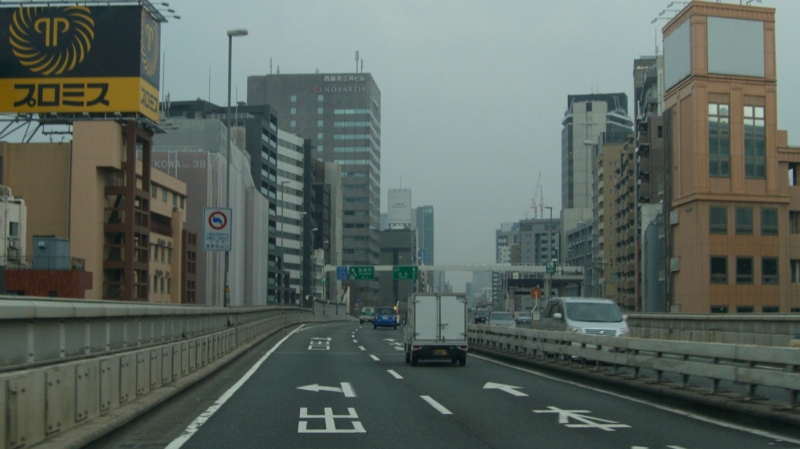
top-left (3, 256), bottom-right (86, 271)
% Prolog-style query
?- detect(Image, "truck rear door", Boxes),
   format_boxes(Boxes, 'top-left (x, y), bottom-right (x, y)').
top-left (440, 295), bottom-right (466, 341)
top-left (414, 296), bottom-right (439, 341)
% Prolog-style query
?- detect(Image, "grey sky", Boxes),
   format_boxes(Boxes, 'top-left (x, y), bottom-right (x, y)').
top-left (157, 0), bottom-right (800, 290)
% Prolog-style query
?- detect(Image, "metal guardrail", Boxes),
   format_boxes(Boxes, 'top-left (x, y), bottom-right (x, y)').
top-left (626, 313), bottom-right (800, 346)
top-left (0, 296), bottom-right (351, 449)
top-left (468, 325), bottom-right (800, 410)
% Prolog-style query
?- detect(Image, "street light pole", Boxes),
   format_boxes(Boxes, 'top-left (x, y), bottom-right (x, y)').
top-left (224, 28), bottom-right (247, 308)
top-left (280, 179), bottom-right (289, 304)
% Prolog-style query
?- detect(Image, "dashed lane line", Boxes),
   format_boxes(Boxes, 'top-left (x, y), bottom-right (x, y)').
top-left (387, 370), bottom-right (403, 379)
top-left (369, 354), bottom-right (380, 361)
top-left (421, 395), bottom-right (452, 415)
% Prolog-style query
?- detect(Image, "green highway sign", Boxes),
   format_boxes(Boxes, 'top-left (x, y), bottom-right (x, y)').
top-left (349, 266), bottom-right (375, 280)
top-left (546, 260), bottom-right (557, 274)
top-left (393, 265), bottom-right (418, 280)
top-left (321, 278), bottom-right (327, 286)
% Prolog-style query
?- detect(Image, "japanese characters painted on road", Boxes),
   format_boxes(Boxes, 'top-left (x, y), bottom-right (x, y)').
top-left (0, 5), bottom-right (161, 120)
top-left (297, 382), bottom-right (356, 398)
top-left (308, 337), bottom-right (331, 351)
top-left (203, 207), bottom-right (232, 252)
top-left (298, 407), bottom-right (366, 434)
top-left (533, 406), bottom-right (631, 431)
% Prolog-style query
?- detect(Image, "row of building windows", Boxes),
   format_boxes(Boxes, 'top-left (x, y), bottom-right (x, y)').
top-left (151, 244), bottom-right (173, 263)
top-left (150, 184), bottom-right (185, 208)
top-left (710, 256), bottom-right (781, 284)
top-left (334, 109), bottom-right (369, 115)
top-left (334, 121), bottom-right (370, 128)
top-left (708, 103), bottom-right (765, 179)
top-left (709, 206), bottom-right (777, 235)
top-left (333, 147), bottom-right (370, 153)
top-left (290, 95), bottom-right (325, 102)
top-left (334, 134), bottom-right (370, 140)
top-left (710, 305), bottom-right (784, 313)
top-left (152, 275), bottom-right (171, 294)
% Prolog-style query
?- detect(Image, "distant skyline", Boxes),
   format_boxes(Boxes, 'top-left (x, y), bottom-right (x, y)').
top-left (8, 0), bottom-right (800, 293)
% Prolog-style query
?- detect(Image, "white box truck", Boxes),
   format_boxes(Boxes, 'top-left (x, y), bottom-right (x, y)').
top-left (403, 293), bottom-right (468, 366)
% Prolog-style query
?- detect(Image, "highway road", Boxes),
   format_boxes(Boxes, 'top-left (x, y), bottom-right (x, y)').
top-left (88, 321), bottom-right (800, 449)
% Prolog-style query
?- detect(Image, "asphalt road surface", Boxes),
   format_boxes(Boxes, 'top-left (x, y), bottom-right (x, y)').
top-left (88, 321), bottom-right (800, 449)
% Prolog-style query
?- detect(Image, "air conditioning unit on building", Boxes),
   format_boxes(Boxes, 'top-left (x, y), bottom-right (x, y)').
top-left (670, 257), bottom-right (680, 272)
top-left (669, 210), bottom-right (679, 225)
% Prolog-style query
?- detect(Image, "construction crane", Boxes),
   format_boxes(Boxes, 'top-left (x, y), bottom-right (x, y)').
top-left (531, 172), bottom-right (544, 219)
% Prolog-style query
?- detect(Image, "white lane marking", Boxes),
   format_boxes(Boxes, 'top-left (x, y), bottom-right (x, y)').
top-left (353, 340), bottom-right (358, 343)
top-left (533, 406), bottom-right (630, 431)
top-left (369, 354), bottom-right (380, 361)
top-left (165, 325), bottom-right (305, 449)
top-left (310, 337), bottom-right (331, 341)
top-left (421, 395), bottom-right (452, 415)
top-left (298, 407), bottom-right (366, 433)
top-left (358, 346), bottom-right (366, 351)
top-left (341, 382), bottom-right (356, 398)
top-left (483, 382), bottom-right (528, 397)
top-left (387, 370), bottom-right (403, 379)
top-left (470, 354), bottom-right (800, 445)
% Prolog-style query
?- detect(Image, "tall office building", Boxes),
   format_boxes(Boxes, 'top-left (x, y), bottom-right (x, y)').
top-left (413, 205), bottom-right (437, 291)
top-left (560, 93), bottom-right (633, 259)
top-left (248, 73), bottom-right (381, 303)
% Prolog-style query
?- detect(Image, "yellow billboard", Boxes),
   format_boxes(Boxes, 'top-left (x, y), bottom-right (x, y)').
top-left (0, 5), bottom-right (161, 121)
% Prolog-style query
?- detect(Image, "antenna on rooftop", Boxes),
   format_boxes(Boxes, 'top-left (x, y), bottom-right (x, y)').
top-left (270, 58), bottom-right (273, 74)
top-left (355, 50), bottom-right (359, 73)
top-left (361, 59), bottom-right (363, 73)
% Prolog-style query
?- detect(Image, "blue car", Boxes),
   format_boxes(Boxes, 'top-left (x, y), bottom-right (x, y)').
top-left (373, 307), bottom-right (397, 329)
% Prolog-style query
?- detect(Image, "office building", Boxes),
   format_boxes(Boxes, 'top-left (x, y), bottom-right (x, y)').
top-left (518, 218), bottom-right (560, 265)
top-left (493, 222), bottom-right (519, 302)
top-left (413, 205), bottom-right (436, 291)
top-left (378, 229), bottom-right (416, 306)
top-left (561, 93), bottom-right (632, 259)
top-left (388, 189), bottom-right (412, 230)
top-left (662, 1), bottom-right (800, 313)
top-left (248, 73), bottom-right (382, 303)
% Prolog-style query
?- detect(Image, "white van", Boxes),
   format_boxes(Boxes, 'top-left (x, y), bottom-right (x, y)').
top-left (541, 297), bottom-right (629, 337)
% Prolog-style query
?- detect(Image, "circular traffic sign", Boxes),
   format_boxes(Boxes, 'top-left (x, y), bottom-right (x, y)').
top-left (333, 290), bottom-right (338, 296)
top-left (208, 211), bottom-right (228, 230)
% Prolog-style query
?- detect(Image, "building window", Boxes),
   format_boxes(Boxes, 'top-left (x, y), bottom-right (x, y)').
top-left (710, 256), bottom-right (727, 284)
top-left (318, 146), bottom-right (323, 152)
top-left (290, 120), bottom-right (296, 127)
top-left (160, 277), bottom-right (165, 293)
top-left (168, 248), bottom-right (172, 264)
top-left (162, 188), bottom-right (167, 202)
top-left (708, 103), bottom-right (730, 177)
top-left (710, 306), bottom-right (729, 313)
top-left (761, 208), bottom-right (778, 235)
top-left (167, 278), bottom-right (171, 294)
top-left (790, 211), bottom-right (800, 234)
top-left (180, 196), bottom-right (185, 209)
top-left (762, 306), bottom-right (779, 313)
top-left (736, 257), bottom-right (753, 284)
top-left (744, 105), bottom-right (766, 179)
top-left (151, 184), bottom-right (157, 197)
top-left (710, 206), bottom-right (727, 234)
top-left (290, 95), bottom-right (296, 102)
top-left (317, 133), bottom-right (323, 140)
top-left (290, 107), bottom-right (296, 115)
top-left (153, 245), bottom-right (158, 262)
top-left (161, 247), bottom-right (165, 262)
top-left (736, 306), bottom-right (754, 313)
top-left (172, 192), bottom-right (177, 207)
top-left (9, 222), bottom-right (18, 237)
top-left (317, 120), bottom-right (323, 127)
top-left (153, 276), bottom-right (158, 293)
top-left (792, 260), bottom-right (800, 283)
top-left (318, 95), bottom-right (323, 102)
top-left (318, 107), bottom-right (323, 114)
top-left (735, 207), bottom-right (752, 234)
top-left (762, 257), bottom-right (778, 284)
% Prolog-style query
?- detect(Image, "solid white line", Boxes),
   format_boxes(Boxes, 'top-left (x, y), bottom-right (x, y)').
top-left (165, 325), bottom-right (305, 449)
top-left (421, 395), bottom-right (452, 415)
top-left (387, 370), bottom-right (403, 379)
top-left (353, 340), bottom-right (358, 343)
top-left (358, 346), bottom-right (365, 351)
top-left (369, 354), bottom-right (380, 361)
top-left (470, 354), bottom-right (800, 445)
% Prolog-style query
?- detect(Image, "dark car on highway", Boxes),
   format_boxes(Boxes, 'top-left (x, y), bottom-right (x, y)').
top-left (474, 308), bottom-right (490, 324)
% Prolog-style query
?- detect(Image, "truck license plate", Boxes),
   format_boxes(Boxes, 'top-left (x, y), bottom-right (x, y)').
top-left (434, 349), bottom-right (447, 356)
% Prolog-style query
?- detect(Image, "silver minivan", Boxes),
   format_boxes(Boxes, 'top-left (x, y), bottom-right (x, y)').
top-left (541, 297), bottom-right (629, 337)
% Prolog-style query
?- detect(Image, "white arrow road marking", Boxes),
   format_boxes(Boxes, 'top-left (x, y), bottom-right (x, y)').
top-left (358, 346), bottom-right (365, 351)
top-left (369, 354), bottom-right (380, 361)
top-left (483, 382), bottom-right (528, 397)
top-left (533, 406), bottom-right (630, 431)
top-left (383, 338), bottom-right (396, 342)
top-left (387, 370), bottom-right (403, 379)
top-left (421, 396), bottom-right (452, 415)
top-left (297, 382), bottom-right (356, 398)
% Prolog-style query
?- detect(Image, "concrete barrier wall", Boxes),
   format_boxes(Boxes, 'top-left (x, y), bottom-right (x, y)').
top-left (626, 313), bottom-right (800, 346)
top-left (468, 325), bottom-right (800, 411)
top-left (0, 297), bottom-right (350, 449)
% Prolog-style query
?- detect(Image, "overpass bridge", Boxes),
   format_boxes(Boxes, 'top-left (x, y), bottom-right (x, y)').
top-left (0, 296), bottom-right (798, 449)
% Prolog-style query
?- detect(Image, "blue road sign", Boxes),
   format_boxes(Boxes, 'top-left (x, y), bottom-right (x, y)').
top-left (336, 266), bottom-right (348, 281)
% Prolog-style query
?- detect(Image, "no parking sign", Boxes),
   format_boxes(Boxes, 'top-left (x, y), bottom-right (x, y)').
top-left (203, 207), bottom-right (232, 251)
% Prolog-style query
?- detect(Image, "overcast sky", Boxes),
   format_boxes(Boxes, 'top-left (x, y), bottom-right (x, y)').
top-left (157, 0), bottom-right (800, 290)
top-left (14, 0), bottom-right (800, 291)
